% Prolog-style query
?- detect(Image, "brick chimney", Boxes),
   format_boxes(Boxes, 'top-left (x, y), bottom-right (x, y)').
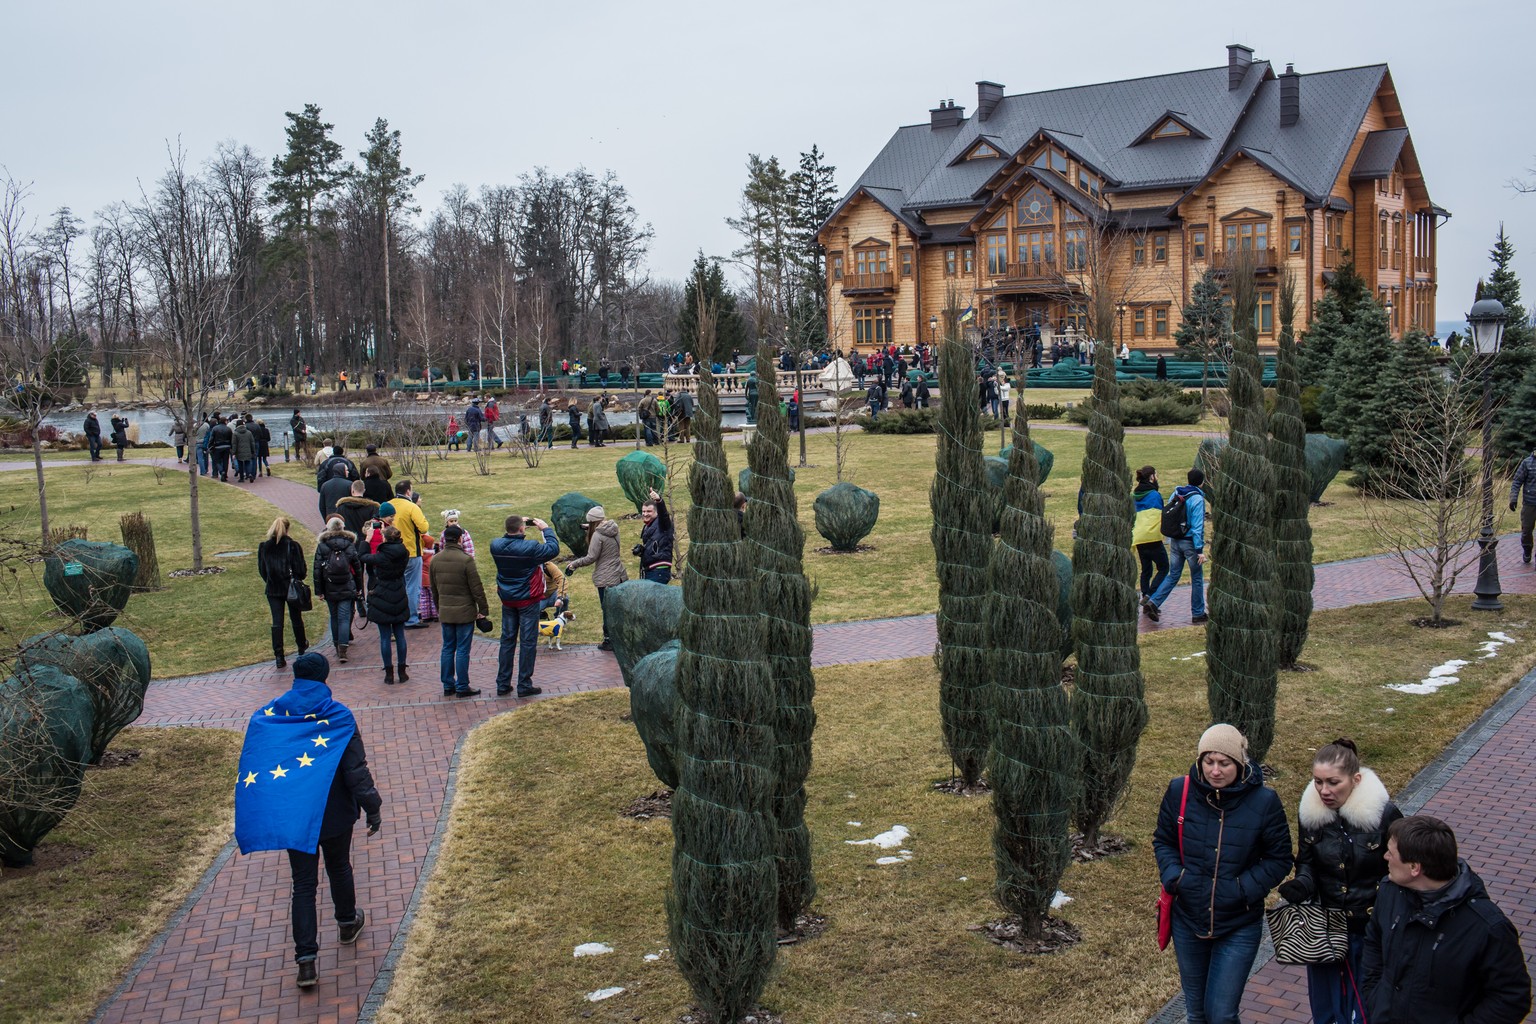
top-left (930, 99), bottom-right (965, 130)
top-left (976, 81), bottom-right (1004, 122)
top-left (1228, 43), bottom-right (1254, 90)
top-left (1279, 64), bottom-right (1300, 126)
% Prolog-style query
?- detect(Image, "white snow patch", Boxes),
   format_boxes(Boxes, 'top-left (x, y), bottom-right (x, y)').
top-left (846, 821), bottom-right (862, 827)
top-left (585, 987), bottom-right (624, 1002)
top-left (1171, 651), bottom-right (1207, 662)
top-left (876, 852), bottom-right (914, 865)
top-left (644, 953), bottom-right (661, 962)
top-left (846, 825), bottom-right (909, 849)
top-left (958, 876), bottom-right (969, 882)
top-left (1051, 890), bottom-right (1073, 909)
top-left (573, 942), bottom-right (613, 958)
top-left (845, 792), bottom-right (856, 799)
top-left (1489, 631), bottom-right (1518, 644)
top-left (1384, 707), bottom-right (1395, 714)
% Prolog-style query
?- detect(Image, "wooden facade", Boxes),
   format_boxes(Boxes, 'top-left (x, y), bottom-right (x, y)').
top-left (821, 48), bottom-right (1443, 354)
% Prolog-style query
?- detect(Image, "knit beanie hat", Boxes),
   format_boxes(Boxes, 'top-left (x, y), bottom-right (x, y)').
top-left (1198, 723), bottom-right (1248, 765)
top-left (293, 652), bottom-right (330, 682)
top-left (586, 505), bottom-right (606, 523)
top-left (377, 502), bottom-right (395, 517)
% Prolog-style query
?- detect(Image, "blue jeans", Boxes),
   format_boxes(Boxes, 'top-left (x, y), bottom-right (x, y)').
top-left (197, 445), bottom-right (209, 475)
top-left (328, 598), bottom-right (354, 647)
top-left (1307, 929), bottom-right (1367, 1024)
top-left (1150, 537), bottom-right (1205, 616)
top-left (87, 435), bottom-right (101, 459)
top-left (1171, 915), bottom-right (1262, 1024)
top-left (494, 604), bottom-right (541, 694)
top-left (404, 556), bottom-right (422, 625)
top-left (287, 830), bottom-right (355, 962)
top-left (467, 426), bottom-right (481, 451)
top-left (642, 566), bottom-right (672, 585)
top-left (440, 621), bottom-right (475, 692)
top-left (377, 621), bottom-right (406, 668)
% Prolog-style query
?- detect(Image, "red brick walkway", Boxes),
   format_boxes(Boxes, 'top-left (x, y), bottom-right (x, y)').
top-left (45, 456), bottom-right (1535, 1023)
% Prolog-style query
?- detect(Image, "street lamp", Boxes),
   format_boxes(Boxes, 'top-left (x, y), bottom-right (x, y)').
top-left (1383, 297), bottom-right (1394, 337)
top-left (1116, 302), bottom-right (1127, 355)
top-left (1469, 296), bottom-right (1509, 612)
top-left (929, 314), bottom-right (938, 345)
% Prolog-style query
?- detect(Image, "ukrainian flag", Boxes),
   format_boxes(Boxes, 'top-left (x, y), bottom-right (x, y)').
top-left (958, 306), bottom-right (975, 323)
top-left (233, 679), bottom-right (357, 854)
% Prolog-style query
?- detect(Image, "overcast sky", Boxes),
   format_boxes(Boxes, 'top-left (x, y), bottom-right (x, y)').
top-left (7, 0), bottom-right (1534, 328)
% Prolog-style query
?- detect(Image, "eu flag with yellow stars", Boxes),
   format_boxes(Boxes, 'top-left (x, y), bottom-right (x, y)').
top-left (233, 678), bottom-right (357, 855)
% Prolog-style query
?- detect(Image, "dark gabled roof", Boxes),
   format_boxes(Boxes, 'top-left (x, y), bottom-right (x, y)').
top-left (827, 54), bottom-right (1396, 238)
top-left (964, 165), bottom-right (1107, 233)
top-left (1117, 207), bottom-right (1181, 231)
top-left (1350, 128), bottom-right (1409, 181)
top-left (924, 221), bottom-right (975, 244)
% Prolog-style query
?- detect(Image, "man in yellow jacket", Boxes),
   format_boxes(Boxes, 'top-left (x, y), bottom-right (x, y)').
top-left (388, 482), bottom-right (431, 627)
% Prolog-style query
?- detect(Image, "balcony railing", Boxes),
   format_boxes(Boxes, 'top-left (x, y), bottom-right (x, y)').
top-left (994, 259), bottom-right (1062, 282)
top-left (842, 272), bottom-right (894, 292)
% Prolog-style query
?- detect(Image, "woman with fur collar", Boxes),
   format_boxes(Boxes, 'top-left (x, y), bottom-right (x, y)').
top-left (1276, 737), bottom-right (1403, 1024)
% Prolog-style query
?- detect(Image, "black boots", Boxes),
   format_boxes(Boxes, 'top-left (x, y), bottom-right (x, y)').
top-left (397, 664), bottom-right (409, 682)
top-left (272, 628), bottom-right (286, 669)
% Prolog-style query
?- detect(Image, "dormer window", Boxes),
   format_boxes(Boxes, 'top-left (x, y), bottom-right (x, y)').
top-left (1152, 119), bottom-right (1189, 139)
top-left (968, 141), bottom-right (1001, 159)
top-left (1133, 111), bottom-right (1209, 145)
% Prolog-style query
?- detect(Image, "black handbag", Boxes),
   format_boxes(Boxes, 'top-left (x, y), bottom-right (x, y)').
top-left (286, 577), bottom-right (313, 612)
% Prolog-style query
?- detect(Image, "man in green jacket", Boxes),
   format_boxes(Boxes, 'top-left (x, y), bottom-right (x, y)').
top-left (428, 524), bottom-right (490, 697)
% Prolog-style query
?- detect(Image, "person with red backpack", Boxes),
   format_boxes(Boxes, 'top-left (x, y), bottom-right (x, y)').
top-left (489, 515), bottom-right (560, 697)
top-left (1143, 467), bottom-right (1207, 624)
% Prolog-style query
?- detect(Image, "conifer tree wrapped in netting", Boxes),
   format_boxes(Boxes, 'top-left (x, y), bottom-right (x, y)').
top-left (1269, 275), bottom-right (1315, 670)
top-left (667, 309), bottom-right (777, 1022)
top-left (616, 451), bottom-right (668, 513)
top-left (986, 393), bottom-right (1077, 936)
top-left (812, 483), bottom-right (880, 551)
top-left (1304, 434), bottom-right (1350, 503)
top-left (550, 492), bottom-right (600, 556)
top-left (744, 345), bottom-right (817, 931)
top-left (931, 320), bottom-right (995, 787)
top-left (1208, 255), bottom-right (1279, 762)
top-left (1070, 341), bottom-right (1148, 848)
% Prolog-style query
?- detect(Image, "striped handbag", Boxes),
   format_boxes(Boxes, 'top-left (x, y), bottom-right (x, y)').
top-left (1265, 901), bottom-right (1349, 965)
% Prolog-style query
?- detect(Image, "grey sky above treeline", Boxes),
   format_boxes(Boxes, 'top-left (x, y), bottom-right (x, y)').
top-left (7, 0), bottom-right (1533, 328)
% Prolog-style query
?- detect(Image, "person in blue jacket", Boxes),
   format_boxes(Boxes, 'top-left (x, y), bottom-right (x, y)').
top-left (1143, 467), bottom-right (1207, 624)
top-left (1155, 724), bottom-right (1292, 1024)
top-left (489, 514), bottom-right (560, 697)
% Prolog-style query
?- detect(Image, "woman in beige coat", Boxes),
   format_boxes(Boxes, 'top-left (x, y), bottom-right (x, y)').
top-left (563, 505), bottom-right (628, 651)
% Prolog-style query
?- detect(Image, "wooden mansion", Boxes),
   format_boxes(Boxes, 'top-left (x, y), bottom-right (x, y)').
top-left (819, 44), bottom-right (1444, 353)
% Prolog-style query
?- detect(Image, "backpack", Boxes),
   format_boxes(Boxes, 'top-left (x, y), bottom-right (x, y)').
top-left (1161, 491), bottom-right (1190, 539)
top-left (322, 545), bottom-right (354, 589)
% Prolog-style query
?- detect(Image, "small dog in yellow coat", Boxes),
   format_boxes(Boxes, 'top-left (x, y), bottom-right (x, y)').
top-left (538, 609), bottom-right (574, 650)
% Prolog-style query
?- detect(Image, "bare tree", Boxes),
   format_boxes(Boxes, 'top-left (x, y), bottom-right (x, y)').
top-left (1359, 372), bottom-right (1488, 625)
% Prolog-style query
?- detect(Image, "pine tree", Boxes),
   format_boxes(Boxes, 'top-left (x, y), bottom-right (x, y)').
top-left (931, 307), bottom-right (994, 787)
top-left (1319, 298), bottom-right (1393, 473)
top-left (267, 103), bottom-right (345, 365)
top-left (1070, 341), bottom-right (1147, 847)
top-left (744, 344), bottom-right (816, 931)
top-left (788, 146), bottom-right (838, 349)
top-left (668, 293), bottom-right (776, 1022)
top-left (986, 381), bottom-right (1075, 936)
top-left (678, 252), bottom-right (747, 360)
top-left (1208, 253), bottom-right (1279, 763)
top-left (1174, 267), bottom-right (1230, 410)
top-left (356, 118), bottom-right (423, 370)
top-left (1270, 275), bottom-right (1314, 670)
top-left (1298, 251), bottom-right (1368, 383)
top-left (1357, 330), bottom-right (1444, 491)
top-left (1483, 228), bottom-right (1535, 413)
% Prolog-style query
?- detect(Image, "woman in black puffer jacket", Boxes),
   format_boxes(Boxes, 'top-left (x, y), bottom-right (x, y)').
top-left (361, 526), bottom-right (410, 684)
top-left (257, 516), bottom-right (309, 668)
top-left (1154, 724), bottom-right (1292, 1024)
top-left (1277, 738), bottom-right (1402, 1024)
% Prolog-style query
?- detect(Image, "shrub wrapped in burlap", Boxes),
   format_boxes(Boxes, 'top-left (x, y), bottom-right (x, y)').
top-left (1304, 434), bottom-right (1350, 503)
top-left (606, 580), bottom-right (684, 689)
top-left (42, 540), bottom-right (139, 632)
top-left (737, 466), bottom-right (794, 498)
top-left (19, 627), bottom-right (150, 763)
top-left (550, 492), bottom-right (600, 556)
top-left (813, 482), bottom-right (880, 551)
top-left (0, 664), bottom-right (95, 867)
top-left (616, 451), bottom-right (668, 512)
top-left (999, 441), bottom-right (1056, 485)
top-left (630, 641), bottom-right (680, 788)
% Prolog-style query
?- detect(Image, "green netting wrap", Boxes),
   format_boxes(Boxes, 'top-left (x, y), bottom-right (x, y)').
top-left (667, 357), bottom-right (777, 1022)
top-left (0, 663), bottom-right (95, 867)
top-left (1192, 437), bottom-right (1226, 497)
top-left (1070, 342), bottom-right (1148, 848)
top-left (812, 483), bottom-right (880, 552)
top-left (986, 396), bottom-right (1078, 933)
top-left (630, 641), bottom-right (681, 788)
top-left (998, 442), bottom-right (1055, 485)
top-left (19, 628), bottom-right (150, 763)
top-left (551, 492), bottom-right (600, 556)
top-left (1208, 279), bottom-right (1279, 764)
top-left (606, 580), bottom-right (685, 690)
top-left (1303, 434), bottom-right (1349, 504)
top-left (1270, 288), bottom-right (1316, 670)
top-left (745, 345), bottom-right (817, 931)
top-left (42, 540), bottom-right (139, 632)
top-left (617, 451), bottom-right (668, 512)
top-left (738, 466), bottom-right (796, 498)
top-left (1051, 551), bottom-right (1074, 665)
top-left (931, 331), bottom-right (994, 787)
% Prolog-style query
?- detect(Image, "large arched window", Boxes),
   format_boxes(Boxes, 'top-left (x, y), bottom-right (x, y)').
top-left (1016, 188), bottom-right (1054, 226)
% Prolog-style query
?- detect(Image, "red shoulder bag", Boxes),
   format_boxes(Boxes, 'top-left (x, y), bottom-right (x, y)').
top-left (1156, 776), bottom-right (1190, 951)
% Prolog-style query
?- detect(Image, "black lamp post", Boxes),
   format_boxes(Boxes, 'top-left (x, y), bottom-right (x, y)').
top-left (1116, 302), bottom-right (1127, 355)
top-left (929, 314), bottom-right (938, 345)
top-left (1384, 297), bottom-right (1394, 338)
top-left (1469, 296), bottom-right (1509, 612)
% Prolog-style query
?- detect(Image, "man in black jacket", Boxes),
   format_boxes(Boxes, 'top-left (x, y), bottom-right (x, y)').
top-left (636, 489), bottom-right (674, 584)
top-left (318, 465), bottom-right (354, 522)
top-left (208, 416), bottom-right (234, 481)
top-left (1362, 815), bottom-right (1530, 1024)
top-left (314, 444), bottom-right (359, 490)
top-left (83, 411), bottom-right (102, 461)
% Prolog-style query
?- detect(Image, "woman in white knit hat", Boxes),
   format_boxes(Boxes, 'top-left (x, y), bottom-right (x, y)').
top-left (1153, 724), bottom-right (1292, 1024)
top-left (562, 505), bottom-right (627, 651)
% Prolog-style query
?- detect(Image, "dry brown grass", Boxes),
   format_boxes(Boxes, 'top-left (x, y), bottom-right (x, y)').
top-left (0, 726), bottom-right (241, 1024)
top-left (377, 595), bottom-right (1536, 1024)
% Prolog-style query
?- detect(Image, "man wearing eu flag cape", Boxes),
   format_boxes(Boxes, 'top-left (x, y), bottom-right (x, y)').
top-left (234, 652), bottom-right (383, 989)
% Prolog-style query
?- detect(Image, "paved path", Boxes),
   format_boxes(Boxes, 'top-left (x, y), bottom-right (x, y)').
top-left (47, 455), bottom-right (1536, 1024)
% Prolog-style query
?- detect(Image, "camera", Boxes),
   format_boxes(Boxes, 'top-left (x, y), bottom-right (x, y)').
top-left (525, 517), bottom-right (537, 527)
top-left (631, 544), bottom-right (644, 557)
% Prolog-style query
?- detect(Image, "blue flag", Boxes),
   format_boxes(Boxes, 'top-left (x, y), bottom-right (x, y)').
top-left (233, 678), bottom-right (357, 855)
top-left (959, 305), bottom-right (975, 323)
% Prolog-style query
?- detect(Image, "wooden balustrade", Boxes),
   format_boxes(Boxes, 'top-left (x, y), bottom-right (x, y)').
top-left (662, 370), bottom-right (828, 395)
top-left (842, 272), bottom-right (894, 292)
